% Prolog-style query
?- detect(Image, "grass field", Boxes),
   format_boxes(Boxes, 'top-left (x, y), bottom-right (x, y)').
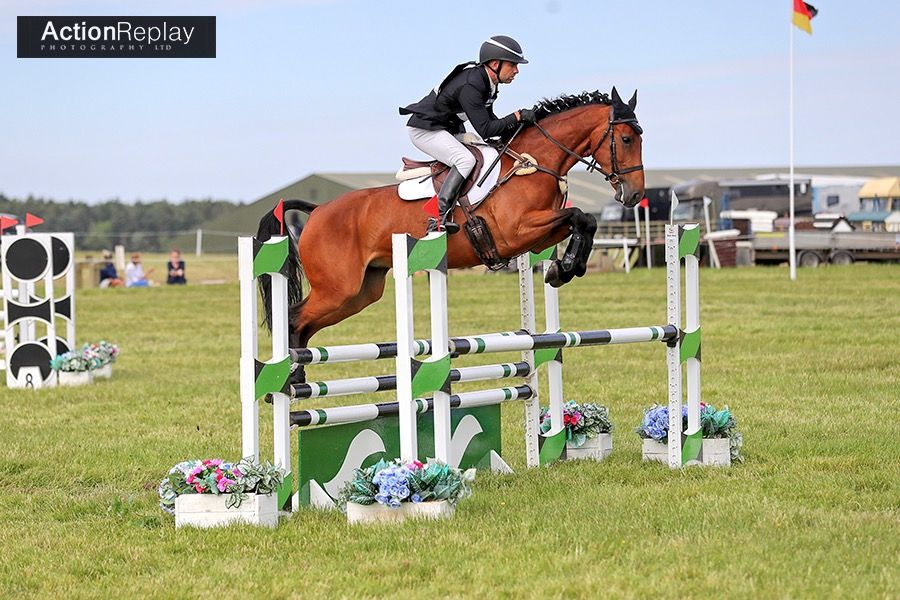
top-left (1, 261), bottom-right (898, 598)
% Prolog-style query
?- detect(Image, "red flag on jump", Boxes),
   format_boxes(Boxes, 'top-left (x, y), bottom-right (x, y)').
top-left (25, 213), bottom-right (44, 228)
top-left (638, 197), bottom-right (649, 208)
top-left (423, 195), bottom-right (440, 218)
top-left (273, 198), bottom-right (285, 236)
top-left (0, 217), bottom-right (18, 232)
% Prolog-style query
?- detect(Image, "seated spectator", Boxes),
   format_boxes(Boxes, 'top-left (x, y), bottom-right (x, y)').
top-left (99, 250), bottom-right (124, 288)
top-left (124, 253), bottom-right (154, 288)
top-left (166, 249), bottom-right (187, 285)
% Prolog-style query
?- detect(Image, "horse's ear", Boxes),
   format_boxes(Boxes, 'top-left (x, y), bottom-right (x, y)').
top-left (628, 90), bottom-right (638, 110)
top-left (611, 86), bottom-right (621, 104)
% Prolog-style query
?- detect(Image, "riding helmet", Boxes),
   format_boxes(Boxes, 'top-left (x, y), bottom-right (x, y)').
top-left (479, 35), bottom-right (528, 65)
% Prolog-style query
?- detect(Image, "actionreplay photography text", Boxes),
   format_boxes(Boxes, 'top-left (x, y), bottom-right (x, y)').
top-left (40, 20), bottom-right (195, 52)
top-left (17, 16), bottom-right (215, 58)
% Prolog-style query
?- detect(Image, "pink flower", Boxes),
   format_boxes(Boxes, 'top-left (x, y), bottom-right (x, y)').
top-left (233, 468), bottom-right (243, 477)
top-left (216, 477), bottom-right (235, 492)
top-left (193, 484), bottom-right (205, 493)
top-left (407, 460), bottom-right (424, 470)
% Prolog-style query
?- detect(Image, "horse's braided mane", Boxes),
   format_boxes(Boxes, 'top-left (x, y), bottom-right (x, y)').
top-left (532, 91), bottom-right (610, 120)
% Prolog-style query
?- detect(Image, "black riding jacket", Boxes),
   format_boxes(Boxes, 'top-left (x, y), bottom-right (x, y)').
top-left (400, 62), bottom-right (519, 140)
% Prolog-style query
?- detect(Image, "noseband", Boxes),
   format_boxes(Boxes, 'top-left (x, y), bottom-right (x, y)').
top-left (532, 105), bottom-right (644, 185)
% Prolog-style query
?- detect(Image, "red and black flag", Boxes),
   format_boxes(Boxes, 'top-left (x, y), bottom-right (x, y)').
top-left (792, 0), bottom-right (818, 35)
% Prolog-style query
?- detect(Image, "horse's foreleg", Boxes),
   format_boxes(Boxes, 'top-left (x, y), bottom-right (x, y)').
top-left (573, 212), bottom-right (597, 277)
top-left (546, 208), bottom-right (595, 287)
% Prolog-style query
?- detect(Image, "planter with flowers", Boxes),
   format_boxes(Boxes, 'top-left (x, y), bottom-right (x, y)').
top-left (637, 403), bottom-right (743, 467)
top-left (50, 351), bottom-right (93, 386)
top-left (158, 458), bottom-right (285, 528)
top-left (540, 400), bottom-right (613, 461)
top-left (338, 459), bottom-right (474, 525)
top-left (50, 341), bottom-right (120, 385)
top-left (89, 341), bottom-right (119, 378)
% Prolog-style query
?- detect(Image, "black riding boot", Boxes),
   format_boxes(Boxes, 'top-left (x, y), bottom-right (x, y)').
top-left (426, 167), bottom-right (466, 235)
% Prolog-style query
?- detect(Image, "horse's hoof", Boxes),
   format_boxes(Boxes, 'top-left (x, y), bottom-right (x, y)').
top-left (289, 365), bottom-right (306, 385)
top-left (544, 262), bottom-right (564, 288)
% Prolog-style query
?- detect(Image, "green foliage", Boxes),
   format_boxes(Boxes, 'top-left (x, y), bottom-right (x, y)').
top-left (0, 194), bottom-right (242, 252)
top-left (224, 459), bottom-right (285, 509)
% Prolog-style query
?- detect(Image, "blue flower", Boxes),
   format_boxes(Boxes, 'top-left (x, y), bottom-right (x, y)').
top-left (388, 497), bottom-right (401, 509)
top-left (374, 492), bottom-right (390, 505)
top-left (411, 493), bottom-right (422, 503)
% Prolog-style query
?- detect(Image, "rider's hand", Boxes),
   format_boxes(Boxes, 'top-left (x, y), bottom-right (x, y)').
top-left (518, 108), bottom-right (536, 124)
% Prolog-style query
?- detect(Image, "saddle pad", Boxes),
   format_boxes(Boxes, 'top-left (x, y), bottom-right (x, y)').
top-left (397, 146), bottom-right (500, 209)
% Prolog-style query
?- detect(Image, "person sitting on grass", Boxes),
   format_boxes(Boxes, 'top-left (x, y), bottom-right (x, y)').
top-left (99, 250), bottom-right (124, 288)
top-left (124, 253), bottom-right (154, 288)
top-left (166, 249), bottom-right (186, 285)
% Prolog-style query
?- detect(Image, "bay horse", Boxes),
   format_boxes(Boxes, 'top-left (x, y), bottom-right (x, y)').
top-left (256, 88), bottom-right (645, 382)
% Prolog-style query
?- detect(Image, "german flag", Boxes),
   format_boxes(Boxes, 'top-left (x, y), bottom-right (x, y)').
top-left (792, 0), bottom-right (818, 35)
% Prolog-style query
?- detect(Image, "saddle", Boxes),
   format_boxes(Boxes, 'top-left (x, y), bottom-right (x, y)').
top-left (398, 145), bottom-right (486, 198)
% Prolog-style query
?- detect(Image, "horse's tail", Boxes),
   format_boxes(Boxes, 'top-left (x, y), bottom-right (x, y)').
top-left (256, 199), bottom-right (317, 332)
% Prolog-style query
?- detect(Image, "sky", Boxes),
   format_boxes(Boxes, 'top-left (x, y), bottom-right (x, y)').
top-left (2, 0), bottom-right (899, 204)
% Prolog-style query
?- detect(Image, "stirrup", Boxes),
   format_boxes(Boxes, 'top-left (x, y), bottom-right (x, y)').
top-left (426, 217), bottom-right (460, 235)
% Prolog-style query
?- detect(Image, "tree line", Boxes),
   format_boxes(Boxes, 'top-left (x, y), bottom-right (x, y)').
top-left (0, 195), bottom-right (242, 251)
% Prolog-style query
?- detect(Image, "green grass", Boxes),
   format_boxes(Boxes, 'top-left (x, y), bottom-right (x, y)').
top-left (1, 263), bottom-right (898, 598)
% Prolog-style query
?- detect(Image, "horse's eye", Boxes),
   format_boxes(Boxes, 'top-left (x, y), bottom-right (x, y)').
top-left (622, 136), bottom-right (632, 144)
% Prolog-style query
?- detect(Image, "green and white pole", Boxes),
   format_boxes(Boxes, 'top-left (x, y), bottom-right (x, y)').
top-left (665, 224), bottom-right (703, 468)
top-left (239, 236), bottom-right (293, 508)
top-left (541, 251), bottom-right (566, 465)
top-left (288, 361), bottom-right (530, 400)
top-left (517, 246), bottom-right (566, 467)
top-left (681, 224), bottom-right (703, 463)
top-left (392, 232), bottom-right (452, 463)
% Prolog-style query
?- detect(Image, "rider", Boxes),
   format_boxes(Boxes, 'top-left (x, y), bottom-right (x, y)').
top-left (400, 35), bottom-right (536, 234)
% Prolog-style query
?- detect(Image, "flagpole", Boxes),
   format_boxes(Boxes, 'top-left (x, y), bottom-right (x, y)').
top-left (788, 11), bottom-right (797, 281)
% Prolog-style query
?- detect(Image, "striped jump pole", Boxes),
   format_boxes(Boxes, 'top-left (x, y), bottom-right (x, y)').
top-left (287, 329), bottom-right (520, 366)
top-left (238, 236), bottom-right (293, 510)
top-left (392, 232), bottom-right (452, 464)
top-left (290, 385), bottom-right (534, 428)
top-left (287, 361), bottom-right (530, 400)
top-left (665, 223), bottom-right (703, 468)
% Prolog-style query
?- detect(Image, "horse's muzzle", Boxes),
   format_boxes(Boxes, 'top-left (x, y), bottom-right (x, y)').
top-left (616, 182), bottom-right (644, 208)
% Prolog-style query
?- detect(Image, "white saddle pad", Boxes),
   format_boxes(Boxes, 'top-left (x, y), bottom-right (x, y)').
top-left (397, 146), bottom-right (500, 209)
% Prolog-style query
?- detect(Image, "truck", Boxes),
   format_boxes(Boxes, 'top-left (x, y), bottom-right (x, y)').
top-left (751, 230), bottom-right (900, 266)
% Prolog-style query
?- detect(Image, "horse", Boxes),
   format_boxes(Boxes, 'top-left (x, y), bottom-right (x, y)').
top-left (256, 87), bottom-right (645, 382)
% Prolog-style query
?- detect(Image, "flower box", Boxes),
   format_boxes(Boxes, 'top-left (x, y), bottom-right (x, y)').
top-left (174, 492), bottom-right (278, 529)
top-left (566, 433), bottom-right (612, 461)
top-left (94, 364), bottom-right (112, 379)
top-left (641, 438), bottom-right (731, 467)
top-left (346, 500), bottom-right (454, 525)
top-left (57, 370), bottom-right (93, 386)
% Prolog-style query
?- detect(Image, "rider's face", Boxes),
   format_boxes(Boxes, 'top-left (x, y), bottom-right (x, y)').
top-left (498, 61), bottom-right (519, 84)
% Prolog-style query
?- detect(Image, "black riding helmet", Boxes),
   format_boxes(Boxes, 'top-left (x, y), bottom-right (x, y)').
top-left (478, 35), bottom-right (528, 65)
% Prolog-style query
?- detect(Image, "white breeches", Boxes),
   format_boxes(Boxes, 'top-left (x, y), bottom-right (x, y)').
top-left (407, 127), bottom-right (476, 177)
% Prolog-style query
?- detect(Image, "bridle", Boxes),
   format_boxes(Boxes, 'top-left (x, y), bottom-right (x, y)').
top-left (532, 103), bottom-right (644, 185)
